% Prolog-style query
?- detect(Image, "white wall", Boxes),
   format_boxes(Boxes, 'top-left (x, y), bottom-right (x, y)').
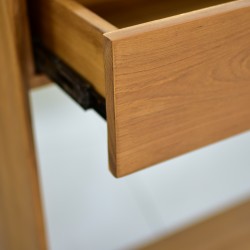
top-left (30, 85), bottom-right (250, 250)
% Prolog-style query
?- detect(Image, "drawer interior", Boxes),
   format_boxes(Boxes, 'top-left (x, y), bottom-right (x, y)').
top-left (78, 0), bottom-right (235, 28)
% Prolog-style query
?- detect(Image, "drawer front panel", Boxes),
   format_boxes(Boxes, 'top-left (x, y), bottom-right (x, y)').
top-left (105, 1), bottom-right (250, 177)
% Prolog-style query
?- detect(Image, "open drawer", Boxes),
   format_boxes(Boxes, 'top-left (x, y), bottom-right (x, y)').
top-left (29, 0), bottom-right (250, 177)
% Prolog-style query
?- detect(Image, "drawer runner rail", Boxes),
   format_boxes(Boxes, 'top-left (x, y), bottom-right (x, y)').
top-left (34, 42), bottom-right (106, 119)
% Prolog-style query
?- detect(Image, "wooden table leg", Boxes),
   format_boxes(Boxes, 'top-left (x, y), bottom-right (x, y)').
top-left (0, 1), bottom-right (47, 249)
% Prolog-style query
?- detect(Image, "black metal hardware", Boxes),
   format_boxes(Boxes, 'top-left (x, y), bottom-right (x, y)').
top-left (33, 42), bottom-right (106, 119)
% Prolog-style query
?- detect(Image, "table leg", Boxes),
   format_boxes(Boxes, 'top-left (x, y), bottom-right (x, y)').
top-left (0, 1), bottom-right (47, 249)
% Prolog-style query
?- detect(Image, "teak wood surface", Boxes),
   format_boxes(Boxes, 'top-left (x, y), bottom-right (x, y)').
top-left (5, 0), bottom-right (50, 90)
top-left (0, 0), bottom-right (47, 249)
top-left (140, 198), bottom-right (250, 250)
top-left (29, 0), bottom-right (234, 93)
top-left (1, 0), bottom-right (249, 249)
top-left (80, 0), bottom-right (233, 28)
top-left (105, 0), bottom-right (250, 177)
top-left (30, 0), bottom-right (250, 177)
top-left (29, 0), bottom-right (117, 96)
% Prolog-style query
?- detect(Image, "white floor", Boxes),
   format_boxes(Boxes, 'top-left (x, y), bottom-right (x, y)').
top-left (30, 85), bottom-right (250, 250)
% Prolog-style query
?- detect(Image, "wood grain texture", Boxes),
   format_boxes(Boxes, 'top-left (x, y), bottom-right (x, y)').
top-left (28, 0), bottom-right (117, 96)
top-left (104, 0), bottom-right (250, 177)
top-left (9, 0), bottom-right (49, 90)
top-left (0, 0), bottom-right (47, 249)
top-left (104, 35), bottom-right (117, 174)
top-left (80, 0), bottom-right (234, 28)
top-left (139, 198), bottom-right (250, 250)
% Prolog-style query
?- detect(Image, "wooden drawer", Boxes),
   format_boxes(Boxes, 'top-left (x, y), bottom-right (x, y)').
top-left (29, 0), bottom-right (250, 177)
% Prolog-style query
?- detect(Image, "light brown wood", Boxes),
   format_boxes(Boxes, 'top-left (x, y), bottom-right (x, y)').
top-left (27, 0), bottom-right (250, 176)
top-left (104, 0), bottom-right (250, 177)
top-left (0, 0), bottom-right (47, 249)
top-left (11, 0), bottom-right (35, 86)
top-left (29, 0), bottom-right (117, 96)
top-left (139, 198), bottom-right (250, 250)
top-left (79, 0), bottom-right (234, 28)
top-left (30, 74), bottom-right (51, 89)
top-left (9, 0), bottom-right (49, 90)
top-left (28, 0), bottom-right (235, 92)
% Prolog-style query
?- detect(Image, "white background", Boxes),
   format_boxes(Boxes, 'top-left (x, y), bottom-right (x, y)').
top-left (30, 85), bottom-right (250, 250)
